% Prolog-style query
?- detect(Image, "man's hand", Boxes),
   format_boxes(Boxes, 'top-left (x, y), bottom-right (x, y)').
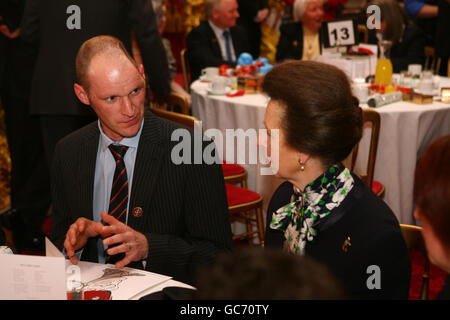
top-left (64, 218), bottom-right (104, 265)
top-left (99, 212), bottom-right (149, 269)
top-left (255, 8), bottom-right (269, 23)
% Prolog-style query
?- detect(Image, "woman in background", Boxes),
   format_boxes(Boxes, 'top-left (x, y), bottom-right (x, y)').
top-left (413, 134), bottom-right (450, 299)
top-left (276, 0), bottom-right (325, 62)
top-left (368, 0), bottom-right (426, 73)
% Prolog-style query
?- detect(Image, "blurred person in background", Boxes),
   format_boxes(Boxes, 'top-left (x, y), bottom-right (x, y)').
top-left (413, 134), bottom-right (450, 299)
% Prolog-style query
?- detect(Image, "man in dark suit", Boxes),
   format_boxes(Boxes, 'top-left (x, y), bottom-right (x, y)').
top-left (0, 0), bottom-right (50, 253)
top-left (51, 36), bottom-right (232, 285)
top-left (186, 0), bottom-right (250, 81)
top-left (20, 0), bottom-right (171, 169)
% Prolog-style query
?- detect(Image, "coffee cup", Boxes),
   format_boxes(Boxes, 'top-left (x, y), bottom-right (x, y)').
top-left (201, 67), bottom-right (219, 81)
top-left (209, 76), bottom-right (229, 94)
top-left (352, 82), bottom-right (369, 103)
top-left (418, 79), bottom-right (433, 93)
top-left (408, 64), bottom-right (422, 76)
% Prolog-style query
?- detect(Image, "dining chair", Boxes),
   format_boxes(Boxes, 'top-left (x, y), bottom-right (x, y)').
top-left (357, 24), bottom-right (369, 44)
top-left (424, 46), bottom-right (441, 75)
top-left (180, 48), bottom-right (191, 93)
top-left (400, 224), bottom-right (429, 300)
top-left (149, 107), bottom-right (264, 246)
top-left (167, 91), bottom-right (190, 115)
top-left (351, 108), bottom-right (385, 197)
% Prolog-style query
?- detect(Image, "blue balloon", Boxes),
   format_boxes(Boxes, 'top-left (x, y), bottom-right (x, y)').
top-left (237, 52), bottom-right (254, 66)
top-left (258, 64), bottom-right (273, 75)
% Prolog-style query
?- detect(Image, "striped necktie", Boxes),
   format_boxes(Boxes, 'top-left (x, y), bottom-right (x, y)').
top-left (222, 30), bottom-right (233, 63)
top-left (108, 144), bottom-right (129, 224)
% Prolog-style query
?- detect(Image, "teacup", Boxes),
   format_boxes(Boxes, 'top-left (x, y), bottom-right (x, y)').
top-left (352, 82), bottom-right (370, 103)
top-left (408, 64), bottom-right (422, 76)
top-left (209, 76), bottom-right (229, 94)
top-left (418, 79), bottom-right (433, 93)
top-left (201, 67), bottom-right (219, 81)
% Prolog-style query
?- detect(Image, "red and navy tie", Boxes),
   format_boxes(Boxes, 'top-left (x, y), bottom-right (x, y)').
top-left (108, 144), bottom-right (129, 224)
top-left (105, 144), bottom-right (128, 264)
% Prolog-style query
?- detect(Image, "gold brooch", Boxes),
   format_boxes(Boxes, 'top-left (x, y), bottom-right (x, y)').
top-left (341, 236), bottom-right (351, 253)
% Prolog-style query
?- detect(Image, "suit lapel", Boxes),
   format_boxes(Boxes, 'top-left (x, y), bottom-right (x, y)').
top-left (128, 112), bottom-right (165, 230)
top-left (206, 22), bottom-right (223, 58)
top-left (77, 123), bottom-right (99, 221)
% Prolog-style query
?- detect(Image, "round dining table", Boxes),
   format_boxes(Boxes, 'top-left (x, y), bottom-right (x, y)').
top-left (191, 77), bottom-right (450, 225)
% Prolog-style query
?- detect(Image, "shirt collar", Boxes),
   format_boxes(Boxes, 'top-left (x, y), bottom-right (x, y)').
top-left (98, 118), bottom-right (144, 152)
top-left (208, 20), bottom-right (230, 39)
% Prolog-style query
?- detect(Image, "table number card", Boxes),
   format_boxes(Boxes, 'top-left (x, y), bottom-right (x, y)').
top-left (324, 19), bottom-right (358, 48)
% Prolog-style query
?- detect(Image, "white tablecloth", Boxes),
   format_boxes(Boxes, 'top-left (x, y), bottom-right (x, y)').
top-left (191, 78), bottom-right (450, 225)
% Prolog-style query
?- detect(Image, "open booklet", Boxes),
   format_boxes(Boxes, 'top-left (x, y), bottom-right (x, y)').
top-left (0, 237), bottom-right (171, 300)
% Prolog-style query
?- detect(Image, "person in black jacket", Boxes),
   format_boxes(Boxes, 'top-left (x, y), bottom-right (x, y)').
top-left (263, 60), bottom-right (411, 299)
top-left (414, 134), bottom-right (450, 299)
top-left (186, 0), bottom-right (250, 81)
top-left (20, 0), bottom-right (171, 169)
top-left (0, 0), bottom-right (50, 253)
top-left (52, 36), bottom-right (232, 285)
top-left (367, 0), bottom-right (426, 73)
top-left (236, 0), bottom-right (269, 58)
top-left (276, 0), bottom-right (325, 62)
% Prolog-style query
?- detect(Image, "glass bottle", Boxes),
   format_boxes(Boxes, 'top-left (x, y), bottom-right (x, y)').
top-left (375, 40), bottom-right (393, 86)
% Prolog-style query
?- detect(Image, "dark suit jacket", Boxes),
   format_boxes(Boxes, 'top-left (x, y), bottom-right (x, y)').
top-left (265, 175), bottom-right (411, 299)
top-left (186, 20), bottom-right (250, 81)
top-left (276, 22), bottom-right (324, 63)
top-left (50, 111), bottom-right (233, 285)
top-left (20, 0), bottom-right (170, 116)
top-left (237, 0), bottom-right (268, 58)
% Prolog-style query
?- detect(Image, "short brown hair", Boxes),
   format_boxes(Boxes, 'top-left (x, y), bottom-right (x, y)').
top-left (75, 35), bottom-right (138, 90)
top-left (414, 134), bottom-right (450, 248)
top-left (262, 60), bottom-right (362, 167)
top-left (194, 248), bottom-right (347, 299)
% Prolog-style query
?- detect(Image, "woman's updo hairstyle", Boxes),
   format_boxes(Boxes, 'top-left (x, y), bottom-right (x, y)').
top-left (262, 60), bottom-right (363, 167)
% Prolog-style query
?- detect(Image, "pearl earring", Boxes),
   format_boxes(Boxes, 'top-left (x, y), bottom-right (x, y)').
top-left (299, 160), bottom-right (305, 171)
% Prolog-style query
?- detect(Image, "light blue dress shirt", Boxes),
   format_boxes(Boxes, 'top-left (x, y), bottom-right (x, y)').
top-left (93, 119), bottom-right (144, 263)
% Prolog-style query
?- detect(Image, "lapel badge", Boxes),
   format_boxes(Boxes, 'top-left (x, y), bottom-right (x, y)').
top-left (293, 40), bottom-right (298, 47)
top-left (133, 207), bottom-right (143, 218)
top-left (341, 236), bottom-right (351, 253)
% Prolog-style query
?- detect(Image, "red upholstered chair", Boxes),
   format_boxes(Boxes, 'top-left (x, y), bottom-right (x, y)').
top-left (351, 109), bottom-right (385, 198)
top-left (226, 183), bottom-right (264, 247)
top-left (222, 163), bottom-right (248, 188)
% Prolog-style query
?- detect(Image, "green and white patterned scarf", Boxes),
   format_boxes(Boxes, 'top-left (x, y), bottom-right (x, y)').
top-left (270, 164), bottom-right (354, 255)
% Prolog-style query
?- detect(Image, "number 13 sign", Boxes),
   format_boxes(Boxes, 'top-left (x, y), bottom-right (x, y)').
top-left (324, 19), bottom-right (358, 48)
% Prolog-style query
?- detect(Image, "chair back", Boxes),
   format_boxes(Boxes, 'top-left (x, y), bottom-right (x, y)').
top-left (166, 92), bottom-right (190, 115)
top-left (149, 106), bottom-right (199, 129)
top-left (180, 48), bottom-right (191, 92)
top-left (351, 108), bottom-right (380, 189)
top-left (400, 224), bottom-right (430, 300)
top-left (357, 24), bottom-right (369, 44)
top-left (424, 46), bottom-right (442, 74)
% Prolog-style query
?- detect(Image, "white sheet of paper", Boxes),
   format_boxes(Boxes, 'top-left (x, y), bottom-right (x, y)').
top-left (0, 254), bottom-right (66, 300)
top-left (45, 237), bottom-right (64, 258)
top-left (67, 260), bottom-right (172, 300)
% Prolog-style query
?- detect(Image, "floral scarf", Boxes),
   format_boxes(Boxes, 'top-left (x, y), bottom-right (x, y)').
top-left (270, 164), bottom-right (354, 255)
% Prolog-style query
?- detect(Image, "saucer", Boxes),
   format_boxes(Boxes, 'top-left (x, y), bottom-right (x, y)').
top-left (414, 89), bottom-right (440, 96)
top-left (199, 75), bottom-right (214, 82)
top-left (207, 87), bottom-right (231, 95)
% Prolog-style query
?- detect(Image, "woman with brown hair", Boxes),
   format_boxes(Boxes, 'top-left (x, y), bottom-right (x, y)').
top-left (263, 60), bottom-right (411, 299)
top-left (368, 0), bottom-right (426, 73)
top-left (414, 134), bottom-right (450, 299)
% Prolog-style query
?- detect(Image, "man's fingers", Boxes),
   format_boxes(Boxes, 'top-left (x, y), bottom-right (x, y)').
top-left (100, 211), bottom-right (121, 226)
